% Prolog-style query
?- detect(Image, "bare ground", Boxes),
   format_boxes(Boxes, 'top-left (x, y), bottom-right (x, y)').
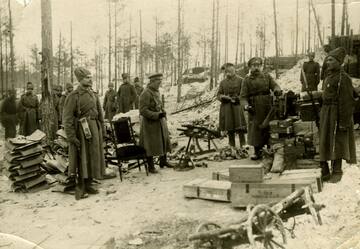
top-left (1, 129), bottom-right (360, 249)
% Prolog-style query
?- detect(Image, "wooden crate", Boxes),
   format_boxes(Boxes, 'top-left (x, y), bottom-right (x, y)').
top-left (212, 170), bottom-right (229, 181)
top-left (296, 159), bottom-right (320, 169)
top-left (183, 178), bottom-right (208, 198)
top-left (229, 164), bottom-right (264, 183)
top-left (198, 180), bottom-right (231, 202)
top-left (183, 178), bottom-right (231, 202)
top-left (231, 180), bottom-right (312, 207)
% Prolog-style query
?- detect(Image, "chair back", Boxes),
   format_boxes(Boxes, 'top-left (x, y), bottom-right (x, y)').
top-left (112, 117), bottom-right (134, 144)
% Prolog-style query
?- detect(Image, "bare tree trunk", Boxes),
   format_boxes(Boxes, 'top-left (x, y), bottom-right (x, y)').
top-left (0, 11), bottom-right (3, 98)
top-left (235, 5), bottom-right (240, 65)
top-left (5, 34), bottom-right (8, 92)
top-left (224, 0), bottom-right (228, 63)
top-left (139, 10), bottom-right (144, 84)
top-left (215, 0), bottom-right (219, 86)
top-left (177, 0), bottom-right (182, 103)
top-left (263, 18), bottom-right (266, 57)
top-left (307, 0), bottom-right (311, 53)
top-left (70, 22), bottom-right (73, 84)
top-left (128, 14), bottom-right (132, 75)
top-left (57, 32), bottom-right (61, 86)
top-left (331, 0), bottom-right (335, 38)
top-left (203, 32), bottom-right (207, 67)
top-left (273, 0), bottom-right (279, 79)
top-left (108, 0), bottom-right (112, 85)
top-left (41, 0), bottom-right (56, 142)
top-left (310, 0), bottom-right (324, 47)
top-left (114, 1), bottom-right (117, 89)
top-left (295, 0), bottom-right (299, 57)
top-left (210, 0), bottom-right (215, 90)
top-left (8, 0), bottom-right (15, 89)
top-left (341, 0), bottom-right (346, 35)
top-left (155, 15), bottom-right (159, 73)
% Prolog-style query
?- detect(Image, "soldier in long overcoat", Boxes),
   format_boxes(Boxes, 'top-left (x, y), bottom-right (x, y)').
top-left (139, 73), bottom-right (173, 173)
top-left (103, 82), bottom-right (117, 121)
top-left (63, 67), bottom-right (105, 199)
top-left (300, 52), bottom-right (320, 91)
top-left (217, 63), bottom-right (246, 148)
top-left (0, 89), bottom-right (18, 139)
top-left (134, 77), bottom-right (144, 109)
top-left (240, 57), bottom-right (281, 160)
top-left (59, 83), bottom-right (74, 123)
top-left (319, 47), bottom-right (357, 182)
top-left (19, 82), bottom-right (40, 136)
top-left (117, 73), bottom-right (137, 113)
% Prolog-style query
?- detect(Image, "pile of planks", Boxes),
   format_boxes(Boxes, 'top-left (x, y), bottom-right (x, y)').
top-left (183, 163), bottom-right (322, 207)
top-left (4, 135), bottom-right (47, 192)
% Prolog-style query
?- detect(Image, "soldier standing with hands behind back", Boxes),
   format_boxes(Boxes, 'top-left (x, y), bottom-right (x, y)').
top-left (117, 73), bottom-right (137, 113)
top-left (139, 73), bottom-right (174, 173)
top-left (63, 67), bottom-right (105, 199)
top-left (19, 82), bottom-right (40, 136)
top-left (217, 63), bottom-right (247, 149)
top-left (240, 57), bottom-right (282, 160)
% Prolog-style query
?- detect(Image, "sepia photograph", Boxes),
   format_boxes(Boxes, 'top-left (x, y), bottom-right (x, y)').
top-left (0, 0), bottom-right (360, 248)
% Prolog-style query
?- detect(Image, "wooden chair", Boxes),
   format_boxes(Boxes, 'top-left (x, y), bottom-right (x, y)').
top-left (109, 117), bottom-right (148, 181)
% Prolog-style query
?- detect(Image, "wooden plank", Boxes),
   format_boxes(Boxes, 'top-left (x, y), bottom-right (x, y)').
top-left (198, 180), bottom-right (231, 202)
top-left (183, 178), bottom-right (208, 198)
top-left (229, 164), bottom-right (263, 183)
top-left (231, 180), bottom-right (312, 207)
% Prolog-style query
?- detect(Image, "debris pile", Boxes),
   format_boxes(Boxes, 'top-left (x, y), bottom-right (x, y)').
top-left (4, 130), bottom-right (48, 192)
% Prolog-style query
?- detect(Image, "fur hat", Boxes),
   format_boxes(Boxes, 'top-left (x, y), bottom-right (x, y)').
top-left (328, 47), bottom-right (346, 64)
top-left (74, 67), bottom-right (91, 82)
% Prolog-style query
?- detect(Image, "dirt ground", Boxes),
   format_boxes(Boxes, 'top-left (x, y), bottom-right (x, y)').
top-left (1, 124), bottom-right (360, 249)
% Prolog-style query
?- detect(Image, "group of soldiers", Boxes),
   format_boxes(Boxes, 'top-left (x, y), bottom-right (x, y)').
top-left (218, 47), bottom-right (357, 183)
top-left (0, 46), bottom-right (357, 198)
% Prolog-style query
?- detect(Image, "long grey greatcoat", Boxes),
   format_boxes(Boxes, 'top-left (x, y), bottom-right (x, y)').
top-left (0, 96), bottom-right (18, 139)
top-left (117, 82), bottom-right (137, 113)
top-left (217, 75), bottom-right (247, 132)
top-left (139, 85), bottom-right (171, 157)
top-left (18, 93), bottom-right (40, 136)
top-left (300, 61), bottom-right (320, 91)
top-left (240, 72), bottom-right (281, 147)
top-left (62, 85), bottom-right (105, 179)
top-left (103, 88), bottom-right (117, 121)
top-left (319, 68), bottom-right (357, 164)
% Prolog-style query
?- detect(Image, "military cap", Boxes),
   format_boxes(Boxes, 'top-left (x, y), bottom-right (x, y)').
top-left (122, 73), bottom-right (129, 79)
top-left (248, 57), bottom-right (263, 67)
top-left (221, 63), bottom-right (235, 70)
top-left (74, 67), bottom-right (91, 82)
top-left (308, 52), bottom-right (315, 57)
top-left (65, 83), bottom-right (73, 89)
top-left (134, 77), bottom-right (140, 82)
top-left (328, 47), bottom-right (346, 64)
top-left (148, 73), bottom-right (163, 81)
top-left (108, 82), bottom-right (114, 87)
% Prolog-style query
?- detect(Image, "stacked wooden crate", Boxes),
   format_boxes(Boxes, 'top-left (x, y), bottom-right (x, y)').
top-left (4, 139), bottom-right (47, 192)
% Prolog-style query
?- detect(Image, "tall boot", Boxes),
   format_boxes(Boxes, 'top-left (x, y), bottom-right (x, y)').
top-left (331, 159), bottom-right (343, 174)
top-left (320, 161), bottom-right (330, 181)
top-left (147, 156), bottom-right (158, 173)
top-left (84, 178), bottom-right (98, 194)
top-left (251, 146), bottom-right (262, 160)
top-left (159, 155), bottom-right (174, 168)
top-left (228, 131), bottom-right (236, 147)
top-left (75, 178), bottom-right (88, 200)
top-left (238, 133), bottom-right (246, 149)
top-left (330, 159), bottom-right (343, 183)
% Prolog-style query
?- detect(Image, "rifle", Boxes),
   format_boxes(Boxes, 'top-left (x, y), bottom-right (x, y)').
top-left (301, 66), bottom-right (320, 128)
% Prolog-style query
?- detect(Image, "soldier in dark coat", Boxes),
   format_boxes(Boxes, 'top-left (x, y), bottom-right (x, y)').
top-left (63, 67), bottom-right (105, 199)
top-left (117, 73), bottom-right (137, 113)
top-left (217, 63), bottom-right (246, 148)
top-left (240, 57), bottom-right (281, 160)
top-left (0, 89), bottom-right (18, 139)
top-left (319, 47), bottom-right (357, 182)
top-left (134, 77), bottom-right (144, 109)
top-left (19, 82), bottom-right (40, 136)
top-left (103, 82), bottom-right (117, 121)
top-left (300, 52), bottom-right (320, 91)
top-left (139, 73), bottom-right (173, 173)
top-left (320, 44), bottom-right (332, 86)
top-left (52, 85), bottom-right (62, 129)
top-left (59, 83), bottom-right (74, 123)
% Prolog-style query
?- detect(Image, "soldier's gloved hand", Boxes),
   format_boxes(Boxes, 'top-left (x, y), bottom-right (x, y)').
top-left (232, 97), bottom-right (240, 104)
top-left (274, 90), bottom-right (282, 96)
top-left (220, 95), bottom-right (231, 103)
top-left (158, 111), bottom-right (167, 119)
top-left (68, 137), bottom-right (80, 148)
top-left (244, 105), bottom-right (254, 114)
